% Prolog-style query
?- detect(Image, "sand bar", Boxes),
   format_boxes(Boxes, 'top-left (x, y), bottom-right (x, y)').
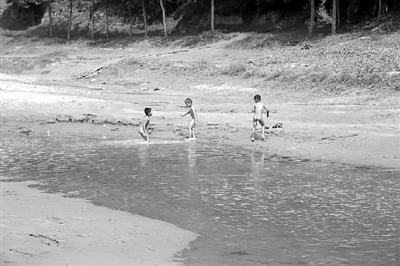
top-left (1, 181), bottom-right (198, 266)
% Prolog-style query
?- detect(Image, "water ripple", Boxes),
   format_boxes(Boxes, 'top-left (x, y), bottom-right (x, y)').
top-left (1, 135), bottom-right (399, 266)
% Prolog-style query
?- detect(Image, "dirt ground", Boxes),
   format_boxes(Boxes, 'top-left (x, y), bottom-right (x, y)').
top-left (1, 33), bottom-right (399, 265)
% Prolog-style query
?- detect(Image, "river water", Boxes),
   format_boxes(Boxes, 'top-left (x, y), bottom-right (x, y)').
top-left (1, 134), bottom-right (399, 266)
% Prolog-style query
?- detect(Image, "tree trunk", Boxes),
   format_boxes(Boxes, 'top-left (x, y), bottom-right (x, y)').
top-left (332, 0), bottom-right (337, 34)
top-left (48, 1), bottom-right (53, 37)
top-left (377, 0), bottom-right (382, 23)
top-left (68, 0), bottom-right (73, 39)
top-left (142, 0), bottom-right (148, 38)
top-left (128, 0), bottom-right (133, 37)
top-left (31, 8), bottom-right (35, 26)
top-left (159, 0), bottom-right (167, 38)
top-left (91, 0), bottom-right (95, 40)
top-left (211, 0), bottom-right (215, 33)
top-left (337, 0), bottom-right (340, 26)
top-left (105, 0), bottom-right (109, 40)
top-left (309, 0), bottom-right (315, 36)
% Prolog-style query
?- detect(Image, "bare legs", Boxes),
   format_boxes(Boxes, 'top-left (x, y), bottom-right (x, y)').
top-left (189, 119), bottom-right (196, 140)
top-left (261, 120), bottom-right (266, 139)
top-left (139, 128), bottom-right (149, 142)
top-left (252, 119), bottom-right (266, 141)
top-left (252, 120), bottom-right (256, 141)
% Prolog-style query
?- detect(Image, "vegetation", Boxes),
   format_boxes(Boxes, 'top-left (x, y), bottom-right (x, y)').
top-left (1, 0), bottom-right (399, 39)
top-left (1, 0), bottom-right (399, 99)
top-left (218, 31), bottom-right (400, 95)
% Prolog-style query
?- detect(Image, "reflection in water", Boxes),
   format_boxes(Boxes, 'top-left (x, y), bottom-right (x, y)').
top-left (188, 144), bottom-right (196, 170)
top-left (138, 143), bottom-right (149, 168)
top-left (1, 135), bottom-right (399, 266)
top-left (251, 149), bottom-right (268, 189)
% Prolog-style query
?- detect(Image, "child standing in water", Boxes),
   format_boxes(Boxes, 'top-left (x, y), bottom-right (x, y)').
top-left (139, 107), bottom-right (152, 142)
top-left (181, 98), bottom-right (198, 140)
top-left (252, 94), bottom-right (269, 142)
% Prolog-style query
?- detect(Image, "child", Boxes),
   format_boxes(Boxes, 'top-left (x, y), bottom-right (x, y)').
top-left (252, 94), bottom-right (269, 142)
top-left (139, 107), bottom-right (152, 142)
top-left (181, 98), bottom-right (198, 140)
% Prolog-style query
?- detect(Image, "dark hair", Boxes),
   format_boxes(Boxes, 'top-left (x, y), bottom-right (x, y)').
top-left (144, 107), bottom-right (152, 115)
top-left (254, 95), bottom-right (261, 101)
top-left (184, 98), bottom-right (192, 104)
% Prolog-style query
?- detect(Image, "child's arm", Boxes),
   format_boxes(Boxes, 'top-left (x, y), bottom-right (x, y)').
top-left (193, 107), bottom-right (198, 122)
top-left (252, 104), bottom-right (256, 113)
top-left (263, 106), bottom-right (270, 117)
top-left (143, 117), bottom-right (150, 132)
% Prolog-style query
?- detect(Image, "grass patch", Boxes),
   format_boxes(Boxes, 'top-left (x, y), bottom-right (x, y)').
top-left (216, 30), bottom-right (400, 94)
top-left (101, 58), bottom-right (141, 77)
top-left (35, 51), bottom-right (68, 67)
top-left (226, 34), bottom-right (279, 50)
top-left (1, 50), bottom-right (69, 74)
top-left (218, 62), bottom-right (247, 75)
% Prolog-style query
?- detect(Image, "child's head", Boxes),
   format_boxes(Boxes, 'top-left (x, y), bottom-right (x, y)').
top-left (254, 95), bottom-right (261, 102)
top-left (144, 107), bottom-right (152, 116)
top-left (184, 98), bottom-right (193, 107)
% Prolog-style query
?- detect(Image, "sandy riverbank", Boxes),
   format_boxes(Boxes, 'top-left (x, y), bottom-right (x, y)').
top-left (1, 181), bottom-right (198, 266)
top-left (1, 73), bottom-right (399, 169)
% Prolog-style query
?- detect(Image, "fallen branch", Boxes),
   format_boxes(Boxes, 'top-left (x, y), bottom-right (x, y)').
top-left (321, 133), bottom-right (358, 141)
top-left (77, 66), bottom-right (104, 79)
top-left (29, 234), bottom-right (60, 245)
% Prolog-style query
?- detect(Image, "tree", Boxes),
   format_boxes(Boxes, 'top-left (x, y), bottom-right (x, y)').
top-left (91, 0), bottom-right (95, 39)
top-left (31, 6), bottom-right (35, 26)
top-left (142, 0), bottom-right (148, 37)
top-left (159, 0), bottom-right (167, 37)
top-left (332, 0), bottom-right (337, 34)
top-left (309, 0), bottom-right (315, 36)
top-left (377, 0), bottom-right (382, 23)
top-left (105, 0), bottom-right (109, 39)
top-left (48, 0), bottom-right (53, 37)
top-left (211, 0), bottom-right (214, 33)
top-left (67, 0), bottom-right (73, 39)
top-left (127, 0), bottom-right (133, 37)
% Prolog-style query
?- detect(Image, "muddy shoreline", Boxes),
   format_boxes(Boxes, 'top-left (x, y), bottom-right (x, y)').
top-left (2, 73), bottom-right (399, 169)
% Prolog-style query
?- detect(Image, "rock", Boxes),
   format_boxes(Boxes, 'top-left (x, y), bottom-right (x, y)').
top-left (19, 130), bottom-right (32, 135)
top-left (82, 114), bottom-right (97, 123)
top-left (272, 123), bottom-right (283, 129)
top-left (55, 115), bottom-right (73, 123)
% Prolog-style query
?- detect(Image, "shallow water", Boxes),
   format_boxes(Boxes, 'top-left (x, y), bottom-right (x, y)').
top-left (1, 135), bottom-right (399, 266)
